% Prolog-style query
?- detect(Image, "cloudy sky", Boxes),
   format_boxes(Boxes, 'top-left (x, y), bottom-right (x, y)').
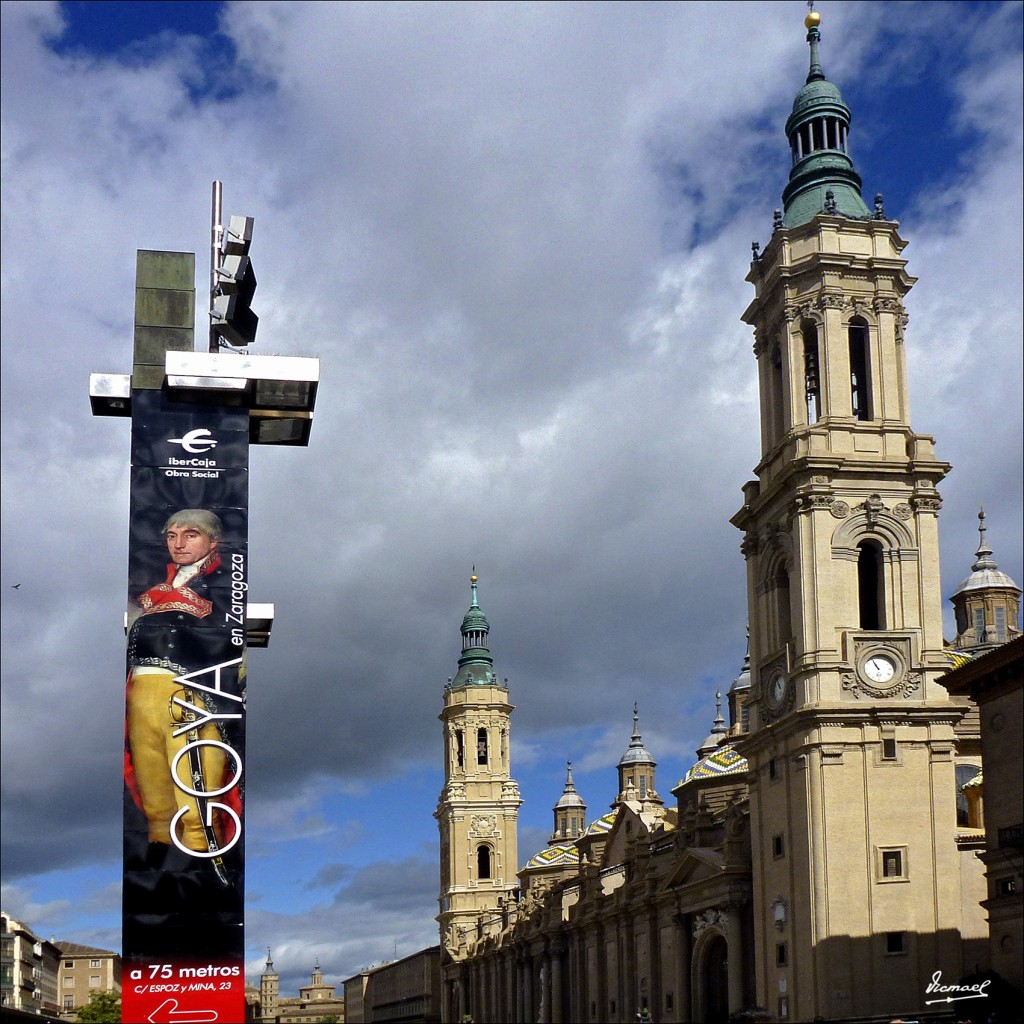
top-left (2, 0), bottom-right (1021, 998)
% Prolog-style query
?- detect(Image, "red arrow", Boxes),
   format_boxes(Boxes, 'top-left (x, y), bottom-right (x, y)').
top-left (147, 999), bottom-right (219, 1023)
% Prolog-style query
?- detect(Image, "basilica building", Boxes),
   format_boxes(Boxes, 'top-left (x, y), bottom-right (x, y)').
top-left (435, 10), bottom-right (1020, 1023)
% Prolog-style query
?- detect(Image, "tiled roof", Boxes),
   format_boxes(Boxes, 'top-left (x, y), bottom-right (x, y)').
top-left (524, 844), bottom-right (581, 869)
top-left (584, 811), bottom-right (617, 836)
top-left (683, 744), bottom-right (748, 782)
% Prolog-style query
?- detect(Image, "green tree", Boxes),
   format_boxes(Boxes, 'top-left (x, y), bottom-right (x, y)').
top-left (76, 989), bottom-right (121, 1023)
top-left (317, 1016), bottom-right (341, 1024)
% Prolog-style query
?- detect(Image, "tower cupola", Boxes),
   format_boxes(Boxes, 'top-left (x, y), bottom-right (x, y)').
top-left (450, 574), bottom-right (498, 687)
top-left (951, 509), bottom-right (1022, 650)
top-left (782, 9), bottom-right (872, 226)
top-left (616, 703), bottom-right (660, 804)
top-left (550, 760), bottom-right (588, 844)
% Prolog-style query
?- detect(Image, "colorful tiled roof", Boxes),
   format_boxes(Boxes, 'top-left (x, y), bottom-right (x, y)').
top-left (945, 649), bottom-right (977, 671)
top-left (683, 744), bottom-right (748, 782)
top-left (524, 844), bottom-right (580, 870)
top-left (584, 811), bottom-right (617, 836)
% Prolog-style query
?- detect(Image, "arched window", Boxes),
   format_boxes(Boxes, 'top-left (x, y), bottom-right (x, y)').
top-left (455, 730), bottom-right (464, 769)
top-left (802, 322), bottom-right (821, 423)
top-left (477, 728), bottom-right (488, 766)
top-left (773, 566), bottom-right (792, 648)
top-left (477, 845), bottom-right (492, 880)
top-left (858, 541), bottom-right (883, 630)
top-left (849, 318), bottom-right (871, 420)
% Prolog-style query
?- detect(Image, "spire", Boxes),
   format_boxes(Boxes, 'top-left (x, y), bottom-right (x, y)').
top-left (972, 507), bottom-right (998, 571)
top-left (617, 703), bottom-right (655, 768)
top-left (696, 692), bottom-right (729, 757)
top-left (781, 6), bottom-right (872, 227)
top-left (449, 571), bottom-right (499, 688)
top-left (805, 4), bottom-right (824, 82)
top-left (264, 947), bottom-right (275, 973)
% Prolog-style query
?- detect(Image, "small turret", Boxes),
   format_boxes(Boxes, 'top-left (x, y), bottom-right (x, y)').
top-left (549, 760), bottom-right (588, 844)
top-left (616, 704), bottom-right (661, 806)
top-left (951, 509), bottom-right (1022, 651)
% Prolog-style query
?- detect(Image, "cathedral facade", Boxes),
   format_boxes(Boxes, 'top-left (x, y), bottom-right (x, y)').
top-left (436, 10), bottom-right (1016, 1023)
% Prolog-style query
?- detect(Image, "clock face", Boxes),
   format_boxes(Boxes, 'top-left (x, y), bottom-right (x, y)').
top-left (768, 671), bottom-right (787, 706)
top-left (863, 655), bottom-right (896, 684)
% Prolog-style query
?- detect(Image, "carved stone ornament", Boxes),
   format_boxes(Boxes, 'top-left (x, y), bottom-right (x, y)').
top-left (912, 496), bottom-right (943, 513)
top-left (861, 493), bottom-right (887, 525)
top-left (893, 502), bottom-right (913, 520)
top-left (873, 297), bottom-right (904, 315)
top-left (830, 499), bottom-right (851, 519)
top-left (693, 908), bottom-right (726, 936)
top-left (471, 814), bottom-right (496, 834)
top-left (842, 670), bottom-right (921, 700)
top-left (817, 292), bottom-right (847, 310)
top-left (797, 493), bottom-right (836, 512)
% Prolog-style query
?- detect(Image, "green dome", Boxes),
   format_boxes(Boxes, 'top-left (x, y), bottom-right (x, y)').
top-left (790, 77), bottom-right (845, 117)
top-left (448, 574), bottom-right (500, 688)
top-left (780, 15), bottom-right (872, 227)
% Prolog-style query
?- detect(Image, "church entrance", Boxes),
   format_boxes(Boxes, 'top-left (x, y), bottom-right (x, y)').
top-left (700, 933), bottom-right (729, 1024)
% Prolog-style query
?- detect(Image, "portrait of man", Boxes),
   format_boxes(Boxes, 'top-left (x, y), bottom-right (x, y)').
top-left (124, 508), bottom-right (240, 873)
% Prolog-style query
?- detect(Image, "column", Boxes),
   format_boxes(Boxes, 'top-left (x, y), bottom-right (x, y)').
top-left (550, 943), bottom-right (563, 1024)
top-left (674, 910), bottom-right (692, 1024)
top-left (725, 906), bottom-right (744, 1015)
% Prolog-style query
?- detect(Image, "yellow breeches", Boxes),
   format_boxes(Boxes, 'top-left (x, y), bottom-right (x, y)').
top-left (127, 669), bottom-right (227, 850)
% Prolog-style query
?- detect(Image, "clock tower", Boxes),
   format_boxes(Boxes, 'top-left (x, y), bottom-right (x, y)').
top-left (731, 10), bottom-right (985, 1019)
top-left (436, 575), bottom-right (521, 1018)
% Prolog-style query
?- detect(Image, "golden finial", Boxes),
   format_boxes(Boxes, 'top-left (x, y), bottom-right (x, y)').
top-left (805, 1), bottom-right (821, 30)
top-left (470, 575), bottom-right (478, 584)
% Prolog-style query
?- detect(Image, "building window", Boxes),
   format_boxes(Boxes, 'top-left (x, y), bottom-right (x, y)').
top-left (995, 606), bottom-right (1007, 642)
top-left (477, 728), bottom-right (488, 766)
top-left (886, 931), bottom-right (905, 954)
top-left (639, 774), bottom-right (648, 799)
top-left (878, 847), bottom-right (907, 881)
top-left (997, 877), bottom-right (1016, 896)
top-left (64, 961), bottom-right (74, 969)
top-left (857, 540), bottom-right (884, 630)
top-left (768, 757), bottom-right (778, 780)
top-left (455, 729), bottom-right (464, 769)
top-left (776, 942), bottom-right (787, 966)
top-left (64, 977), bottom-right (75, 987)
top-left (89, 976), bottom-right (101, 987)
top-left (64, 997), bottom-right (74, 1010)
top-left (90, 959), bottom-right (101, 968)
top-left (477, 844), bottom-right (491, 880)
top-left (665, 993), bottom-right (674, 1010)
top-left (882, 737), bottom-right (897, 760)
top-left (772, 834), bottom-right (785, 858)
top-left (974, 607), bottom-right (986, 642)
top-left (778, 996), bottom-right (789, 1019)
top-left (772, 567), bottom-right (792, 647)
top-left (848, 318), bottom-right (871, 420)
top-left (956, 764), bottom-right (982, 827)
top-left (770, 344), bottom-right (785, 442)
top-left (803, 321), bottom-right (821, 423)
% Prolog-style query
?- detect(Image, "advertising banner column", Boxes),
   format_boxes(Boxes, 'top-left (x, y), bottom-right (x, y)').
top-left (121, 385), bottom-right (249, 1021)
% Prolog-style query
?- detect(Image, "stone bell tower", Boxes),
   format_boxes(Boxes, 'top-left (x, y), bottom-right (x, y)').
top-left (731, 9), bottom-right (985, 1020)
top-left (436, 576), bottom-right (521, 965)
